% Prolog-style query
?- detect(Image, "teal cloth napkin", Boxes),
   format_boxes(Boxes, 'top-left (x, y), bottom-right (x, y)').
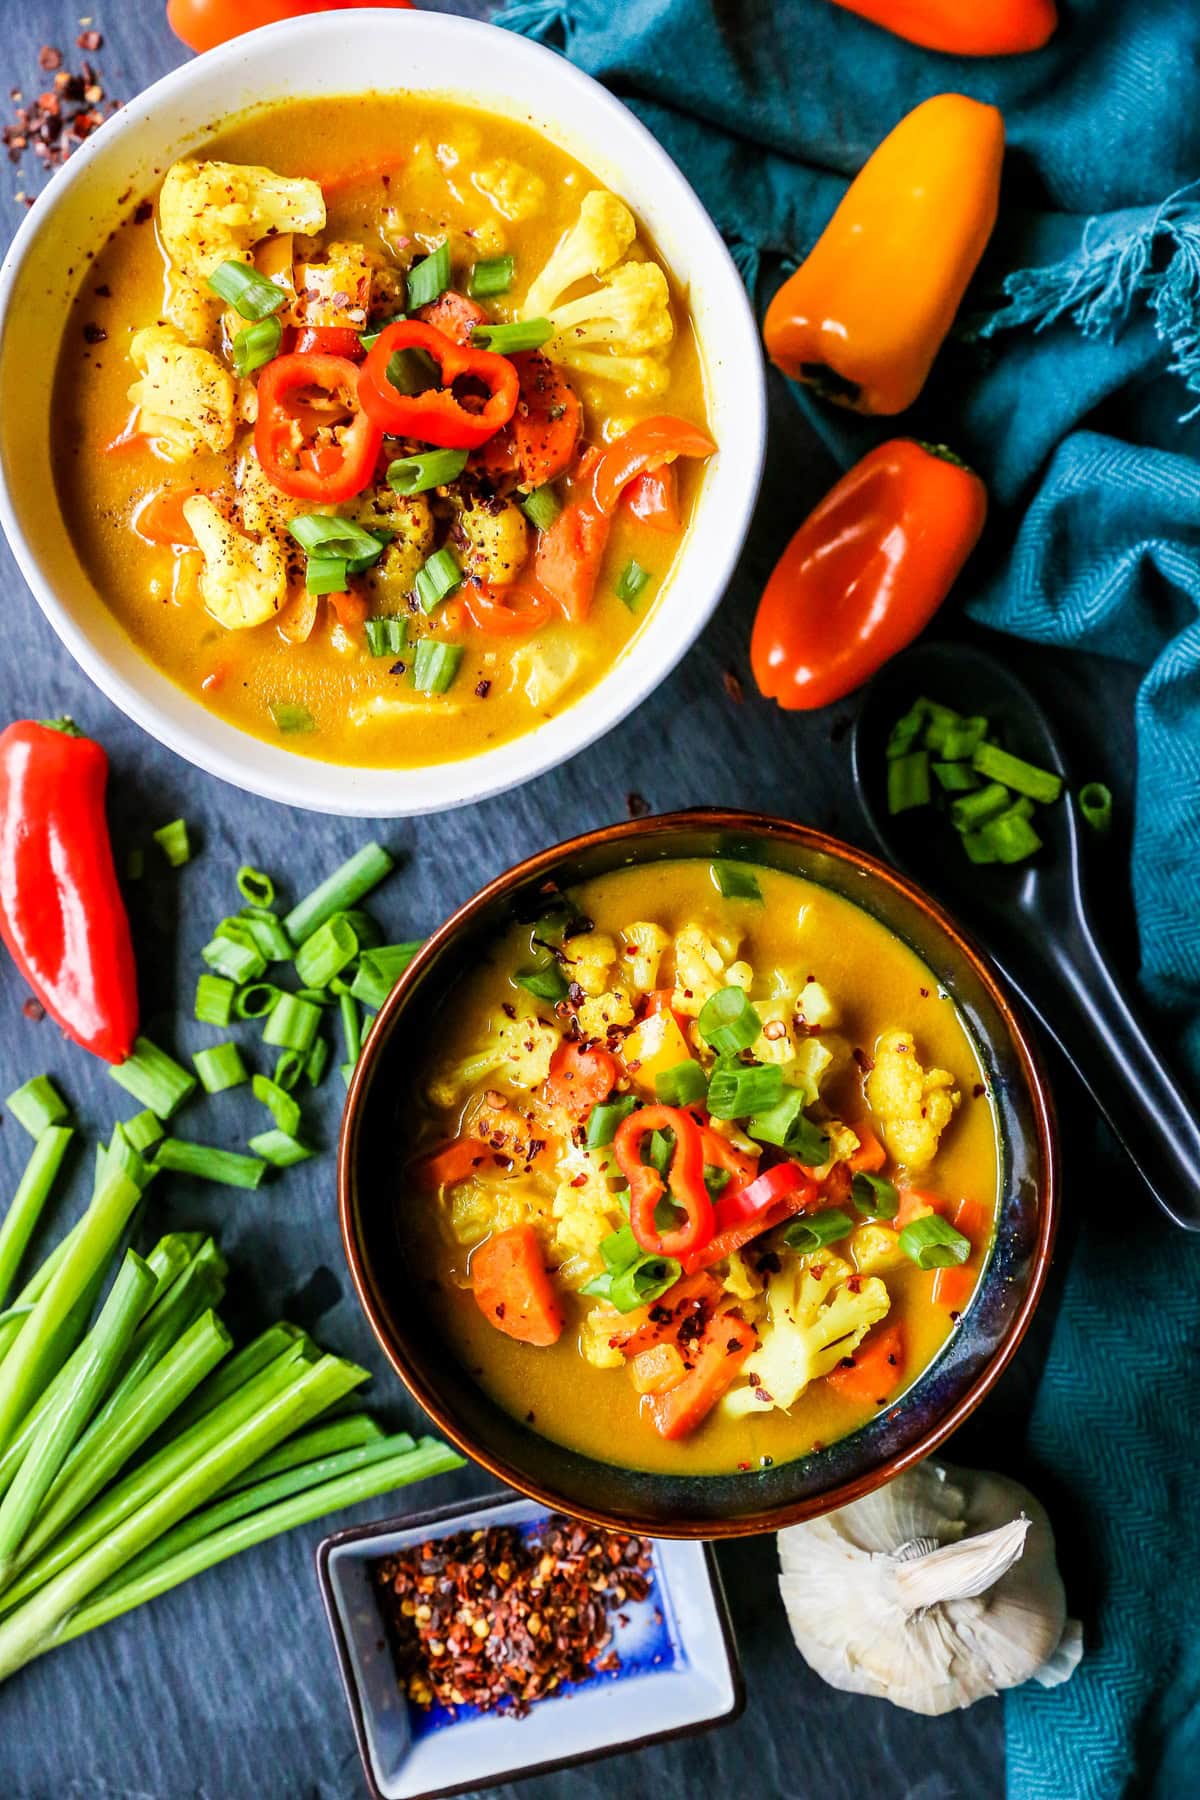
top-left (495, 2), bottom-right (1200, 1793)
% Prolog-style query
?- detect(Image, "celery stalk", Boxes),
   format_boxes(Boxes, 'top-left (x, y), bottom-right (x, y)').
top-left (0, 1253), bottom-right (154, 1584)
top-left (0, 1128), bottom-right (73, 1312)
top-left (217, 1414), bottom-right (387, 1495)
top-left (0, 1171), bottom-right (140, 1460)
top-left (0, 1352), bottom-right (368, 1679)
top-left (1, 1339), bottom-right (317, 1605)
top-left (2, 1310), bottom-right (231, 1592)
top-left (55, 1439), bottom-right (463, 1649)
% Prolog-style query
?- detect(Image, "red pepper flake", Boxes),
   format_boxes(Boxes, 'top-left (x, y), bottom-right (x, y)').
top-left (371, 1516), bottom-right (655, 1718)
top-left (77, 30), bottom-right (104, 53)
top-left (82, 322), bottom-right (106, 344)
top-left (722, 668), bottom-right (744, 705)
top-left (4, 38), bottom-right (120, 193)
top-left (626, 791), bottom-right (651, 818)
top-left (37, 47), bottom-right (63, 73)
top-left (474, 679), bottom-right (491, 699)
top-left (21, 998), bottom-right (45, 1022)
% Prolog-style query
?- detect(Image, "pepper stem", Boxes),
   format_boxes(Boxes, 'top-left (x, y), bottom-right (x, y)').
top-left (35, 718), bottom-right (84, 737)
top-left (915, 441), bottom-right (976, 474)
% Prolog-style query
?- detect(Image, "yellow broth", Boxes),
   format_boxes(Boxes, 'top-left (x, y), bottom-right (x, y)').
top-left (401, 860), bottom-right (1000, 1477)
top-left (52, 96), bottom-right (710, 767)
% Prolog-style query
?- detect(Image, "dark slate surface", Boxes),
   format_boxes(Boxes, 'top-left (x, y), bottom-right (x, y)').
top-left (0, 5), bottom-right (1132, 1796)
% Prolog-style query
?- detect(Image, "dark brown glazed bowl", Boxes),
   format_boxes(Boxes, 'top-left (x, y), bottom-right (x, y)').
top-left (338, 810), bottom-right (1057, 1539)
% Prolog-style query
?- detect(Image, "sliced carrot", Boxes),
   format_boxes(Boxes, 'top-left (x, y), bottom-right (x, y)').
top-left (318, 152), bottom-right (409, 197)
top-left (416, 290), bottom-right (489, 345)
top-left (931, 1263), bottom-right (975, 1313)
top-left (462, 577), bottom-right (556, 636)
top-left (896, 1187), bottom-right (943, 1228)
top-left (471, 1224), bottom-right (565, 1347)
top-left (611, 1271), bottom-right (724, 1357)
top-left (414, 1136), bottom-right (495, 1190)
top-left (646, 1314), bottom-right (757, 1440)
top-left (512, 352), bottom-right (582, 488)
top-left (329, 589), bottom-right (369, 628)
top-left (827, 1322), bottom-right (906, 1405)
top-left (468, 424), bottom-right (519, 485)
top-left (847, 1125), bottom-right (887, 1175)
top-left (201, 662), bottom-right (229, 694)
top-left (952, 1195), bottom-right (991, 1247)
top-left (542, 1041), bottom-right (618, 1118)
top-left (534, 501), bottom-right (611, 623)
top-left (277, 588), bottom-right (320, 645)
top-left (623, 466), bottom-right (680, 533)
top-left (630, 1342), bottom-right (687, 1396)
top-left (105, 426), bottom-right (151, 455)
top-left (134, 485), bottom-right (198, 547)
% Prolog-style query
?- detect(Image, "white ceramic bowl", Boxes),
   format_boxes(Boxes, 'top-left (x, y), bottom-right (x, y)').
top-left (0, 11), bottom-right (765, 817)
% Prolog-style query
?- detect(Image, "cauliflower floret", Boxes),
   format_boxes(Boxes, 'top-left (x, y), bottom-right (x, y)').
top-left (722, 1250), bottom-right (765, 1305)
top-left (798, 979), bottom-right (837, 1029)
top-left (850, 1224), bottom-right (907, 1276)
top-left (621, 921), bottom-right (669, 994)
top-left (580, 1305), bottom-right (626, 1370)
top-left (866, 1029), bottom-right (961, 1171)
top-left (562, 932), bottom-right (618, 998)
top-left (448, 1178), bottom-right (548, 1247)
top-left (127, 326), bottom-right (236, 460)
top-left (552, 1144), bottom-right (624, 1271)
top-left (293, 241), bottom-right (375, 330)
top-left (510, 630), bottom-right (582, 709)
top-left (576, 988), bottom-right (636, 1040)
top-left (782, 1036), bottom-right (835, 1100)
top-left (723, 1253), bottom-right (891, 1417)
top-left (163, 268), bottom-right (222, 349)
top-left (158, 158), bottom-right (326, 280)
top-left (524, 190), bottom-right (637, 318)
top-left (547, 261), bottom-right (673, 393)
top-left (426, 1007), bottom-right (562, 1107)
top-left (806, 1118), bottom-right (861, 1183)
top-left (473, 158), bottom-right (547, 223)
top-left (236, 440), bottom-right (312, 536)
top-left (456, 499), bottom-right (529, 587)
top-left (181, 496), bottom-right (287, 630)
top-left (672, 925), bottom-right (741, 1016)
top-left (355, 490), bottom-right (436, 603)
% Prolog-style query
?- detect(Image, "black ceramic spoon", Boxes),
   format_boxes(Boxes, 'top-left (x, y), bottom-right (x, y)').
top-left (852, 639), bottom-right (1200, 1231)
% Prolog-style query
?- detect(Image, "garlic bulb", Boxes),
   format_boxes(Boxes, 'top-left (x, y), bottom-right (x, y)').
top-left (777, 1459), bottom-right (1082, 1715)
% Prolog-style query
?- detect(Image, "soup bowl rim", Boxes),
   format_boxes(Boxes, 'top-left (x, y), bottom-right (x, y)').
top-left (338, 809), bottom-right (1058, 1537)
top-left (0, 9), bottom-right (766, 818)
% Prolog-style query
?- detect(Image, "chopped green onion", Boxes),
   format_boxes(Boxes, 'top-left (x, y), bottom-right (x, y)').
top-left (406, 240), bottom-right (452, 309)
top-left (283, 844), bottom-right (394, 946)
top-left (852, 1171), bottom-right (899, 1220)
top-left (710, 861), bottom-right (762, 902)
top-left (194, 974), bottom-right (235, 1028)
top-left (697, 986), bottom-right (761, 1056)
top-left (411, 639), bottom-right (464, 694)
top-left (886, 703), bottom-right (927, 759)
top-left (152, 819), bottom-right (190, 868)
top-left (201, 924), bottom-right (266, 986)
top-left (191, 1044), bottom-right (249, 1096)
top-left (468, 254), bottom-right (514, 298)
top-left (950, 782), bottom-right (1012, 833)
top-left (270, 702), bottom-right (315, 735)
top-left (206, 259), bottom-right (287, 320)
top-left (708, 1061), bottom-right (783, 1120)
top-left (888, 751), bottom-right (931, 815)
top-left (932, 761), bottom-right (980, 793)
top-left (349, 943), bottom-right (421, 1011)
top-left (364, 617), bottom-right (407, 658)
top-left (288, 514), bottom-right (386, 562)
top-left (654, 1062), bottom-right (708, 1107)
top-left (961, 829), bottom-right (998, 866)
top-left (358, 313), bottom-right (406, 353)
top-left (580, 1225), bottom-right (682, 1311)
top-left (471, 317), bottom-right (552, 354)
top-left (237, 910), bottom-right (293, 964)
top-left (935, 717), bottom-right (988, 761)
top-left (154, 1140), bottom-right (267, 1190)
top-left (520, 484), bottom-right (562, 532)
top-left (109, 1038), bottom-right (197, 1118)
top-left (294, 914), bottom-right (359, 990)
top-left (123, 1111), bottom-right (163, 1154)
top-left (1079, 782), bottom-right (1113, 834)
top-left (387, 449), bottom-right (468, 497)
top-left (251, 1074), bottom-right (301, 1138)
top-left (898, 1213), bottom-right (971, 1269)
top-left (236, 866), bottom-right (276, 908)
top-left (6, 1075), bottom-right (69, 1139)
top-left (972, 741), bottom-right (1063, 805)
top-left (262, 992), bottom-right (322, 1054)
top-left (515, 963), bottom-right (569, 1002)
top-left (585, 1096), bottom-right (640, 1148)
top-left (0, 1126), bottom-right (73, 1311)
top-left (340, 1064), bottom-right (356, 1089)
top-left (247, 1129), bottom-right (313, 1168)
top-left (747, 1088), bottom-right (829, 1164)
top-left (384, 346), bottom-right (440, 395)
top-left (232, 315), bottom-right (283, 377)
top-left (983, 805), bottom-right (1043, 865)
top-left (304, 557), bottom-right (349, 597)
top-left (781, 1209), bottom-right (855, 1252)
top-left (233, 982), bottom-right (281, 1021)
top-left (414, 547), bottom-right (462, 613)
top-left (615, 558), bottom-right (651, 609)
top-left (273, 1051), bottom-right (305, 1092)
top-left (339, 992), bottom-right (361, 1069)
top-left (305, 1038), bottom-right (330, 1087)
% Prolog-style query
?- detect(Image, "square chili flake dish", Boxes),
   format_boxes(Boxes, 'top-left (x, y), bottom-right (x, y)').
top-left (316, 1492), bottom-right (743, 1799)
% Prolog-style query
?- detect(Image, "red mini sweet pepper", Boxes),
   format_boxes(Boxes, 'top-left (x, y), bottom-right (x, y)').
top-left (0, 720), bottom-right (138, 1063)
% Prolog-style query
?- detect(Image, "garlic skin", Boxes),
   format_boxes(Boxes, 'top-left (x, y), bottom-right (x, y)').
top-left (778, 1459), bottom-right (1083, 1716)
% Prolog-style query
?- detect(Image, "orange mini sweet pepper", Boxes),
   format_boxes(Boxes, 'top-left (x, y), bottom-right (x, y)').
top-left (763, 94), bottom-right (1005, 416)
top-left (826, 0), bottom-right (1057, 56)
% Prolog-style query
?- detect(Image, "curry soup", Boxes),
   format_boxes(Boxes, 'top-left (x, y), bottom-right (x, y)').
top-left (53, 96), bottom-right (712, 767)
top-left (401, 860), bottom-right (1000, 1478)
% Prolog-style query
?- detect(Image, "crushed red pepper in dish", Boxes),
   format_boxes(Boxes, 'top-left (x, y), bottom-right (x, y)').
top-left (372, 1516), bottom-right (655, 1717)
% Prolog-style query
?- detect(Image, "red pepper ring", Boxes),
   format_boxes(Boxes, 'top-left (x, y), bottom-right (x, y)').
top-left (461, 577), bottom-right (557, 637)
top-left (712, 1161), bottom-right (816, 1234)
top-left (255, 351), bottom-right (383, 503)
top-left (590, 415), bottom-right (718, 516)
top-left (358, 319), bottom-right (519, 451)
top-left (614, 1104), bottom-right (714, 1260)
